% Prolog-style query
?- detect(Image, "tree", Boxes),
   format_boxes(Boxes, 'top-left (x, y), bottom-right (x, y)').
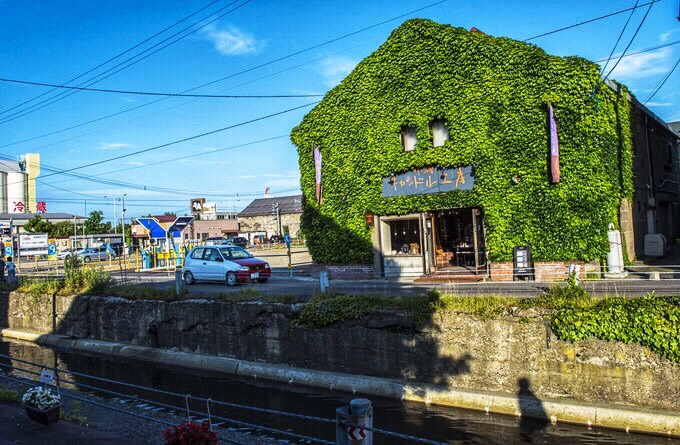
top-left (23, 215), bottom-right (52, 234)
top-left (84, 210), bottom-right (111, 234)
top-left (52, 221), bottom-right (75, 238)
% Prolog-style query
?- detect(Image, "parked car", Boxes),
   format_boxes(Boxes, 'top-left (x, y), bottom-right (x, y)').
top-left (252, 235), bottom-right (267, 245)
top-left (204, 236), bottom-right (228, 246)
top-left (182, 245), bottom-right (270, 286)
top-left (77, 246), bottom-right (116, 263)
top-left (57, 248), bottom-right (84, 259)
top-left (269, 235), bottom-right (286, 245)
top-left (107, 242), bottom-right (124, 256)
top-left (225, 236), bottom-right (249, 248)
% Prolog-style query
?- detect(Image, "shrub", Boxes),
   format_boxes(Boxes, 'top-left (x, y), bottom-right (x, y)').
top-left (163, 421), bottom-right (218, 445)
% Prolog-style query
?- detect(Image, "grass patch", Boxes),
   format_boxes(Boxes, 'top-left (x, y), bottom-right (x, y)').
top-left (108, 284), bottom-right (188, 301)
top-left (61, 400), bottom-right (88, 425)
top-left (0, 384), bottom-right (20, 403)
top-left (214, 290), bottom-right (304, 304)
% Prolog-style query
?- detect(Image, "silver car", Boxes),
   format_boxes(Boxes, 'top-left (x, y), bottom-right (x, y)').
top-left (77, 246), bottom-right (116, 263)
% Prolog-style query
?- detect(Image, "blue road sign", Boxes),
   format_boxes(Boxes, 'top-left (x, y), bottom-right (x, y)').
top-left (4, 245), bottom-right (13, 257)
top-left (284, 233), bottom-right (291, 250)
top-left (48, 244), bottom-right (57, 255)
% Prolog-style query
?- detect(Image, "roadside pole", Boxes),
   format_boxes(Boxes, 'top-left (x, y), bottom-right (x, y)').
top-left (336, 398), bottom-right (372, 444)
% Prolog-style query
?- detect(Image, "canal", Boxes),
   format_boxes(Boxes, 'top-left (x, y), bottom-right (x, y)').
top-left (0, 338), bottom-right (677, 445)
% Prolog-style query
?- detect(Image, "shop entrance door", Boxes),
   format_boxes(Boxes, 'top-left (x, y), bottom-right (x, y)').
top-left (431, 208), bottom-right (486, 273)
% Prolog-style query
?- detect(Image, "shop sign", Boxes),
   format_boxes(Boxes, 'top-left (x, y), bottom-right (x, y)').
top-left (19, 233), bottom-right (48, 256)
top-left (382, 166), bottom-right (474, 198)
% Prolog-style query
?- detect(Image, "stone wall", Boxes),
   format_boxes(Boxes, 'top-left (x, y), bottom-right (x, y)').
top-left (2, 292), bottom-right (679, 412)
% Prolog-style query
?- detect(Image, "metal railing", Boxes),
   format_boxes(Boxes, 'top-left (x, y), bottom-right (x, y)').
top-left (0, 353), bottom-right (447, 444)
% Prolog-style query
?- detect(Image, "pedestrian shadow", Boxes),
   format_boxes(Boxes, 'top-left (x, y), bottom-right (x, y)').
top-left (517, 378), bottom-right (550, 443)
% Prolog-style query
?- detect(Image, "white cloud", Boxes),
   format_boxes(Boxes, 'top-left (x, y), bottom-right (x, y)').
top-left (200, 23), bottom-right (258, 55)
top-left (318, 55), bottom-right (357, 87)
top-left (606, 48), bottom-right (673, 80)
top-left (660, 30), bottom-right (678, 43)
top-left (645, 101), bottom-right (673, 107)
top-left (97, 143), bottom-right (133, 150)
top-left (126, 161), bottom-right (145, 166)
top-left (239, 175), bottom-right (256, 179)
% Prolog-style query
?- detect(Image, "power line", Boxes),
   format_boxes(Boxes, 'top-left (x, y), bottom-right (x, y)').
top-left (595, 39), bottom-right (680, 63)
top-left (0, 0), bottom-right (224, 117)
top-left (598, 1), bottom-right (640, 78)
top-left (35, 101), bottom-right (319, 180)
top-left (0, 0), bottom-right (448, 149)
top-left (0, 77), bottom-right (323, 98)
top-left (523, 0), bottom-right (660, 41)
top-left (644, 55), bottom-right (680, 103)
top-left (0, 0), bottom-right (250, 125)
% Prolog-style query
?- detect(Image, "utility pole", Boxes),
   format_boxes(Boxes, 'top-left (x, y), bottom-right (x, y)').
top-left (121, 194), bottom-right (127, 259)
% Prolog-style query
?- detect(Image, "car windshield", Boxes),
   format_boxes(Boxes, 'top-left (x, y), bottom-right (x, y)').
top-left (218, 246), bottom-right (253, 260)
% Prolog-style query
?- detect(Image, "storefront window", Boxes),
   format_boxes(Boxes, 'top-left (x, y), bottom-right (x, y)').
top-left (383, 219), bottom-right (421, 255)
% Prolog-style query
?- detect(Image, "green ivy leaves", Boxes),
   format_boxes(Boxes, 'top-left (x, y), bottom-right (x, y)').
top-left (291, 19), bottom-right (634, 264)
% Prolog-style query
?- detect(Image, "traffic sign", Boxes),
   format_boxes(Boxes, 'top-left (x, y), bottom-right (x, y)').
top-left (4, 244), bottom-right (12, 257)
top-left (48, 244), bottom-right (57, 255)
top-left (347, 426), bottom-right (366, 441)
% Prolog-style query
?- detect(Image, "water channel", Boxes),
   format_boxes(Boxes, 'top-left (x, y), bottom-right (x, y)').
top-left (0, 338), bottom-right (677, 445)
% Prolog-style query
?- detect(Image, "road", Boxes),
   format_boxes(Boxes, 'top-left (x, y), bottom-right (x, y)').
top-left (121, 269), bottom-right (680, 299)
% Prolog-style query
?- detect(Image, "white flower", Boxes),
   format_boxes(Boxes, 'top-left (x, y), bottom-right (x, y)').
top-left (22, 386), bottom-right (60, 410)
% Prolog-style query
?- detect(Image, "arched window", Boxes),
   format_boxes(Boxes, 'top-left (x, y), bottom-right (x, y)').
top-left (430, 119), bottom-right (449, 147)
top-left (400, 126), bottom-right (417, 152)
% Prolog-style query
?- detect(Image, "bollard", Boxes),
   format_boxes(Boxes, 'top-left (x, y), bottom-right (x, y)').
top-left (336, 398), bottom-right (372, 445)
top-left (319, 271), bottom-right (329, 293)
top-left (175, 270), bottom-right (183, 295)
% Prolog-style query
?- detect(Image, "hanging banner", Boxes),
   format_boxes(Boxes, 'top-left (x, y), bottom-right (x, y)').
top-left (314, 147), bottom-right (322, 205)
top-left (549, 104), bottom-right (560, 184)
top-left (382, 166), bottom-right (474, 198)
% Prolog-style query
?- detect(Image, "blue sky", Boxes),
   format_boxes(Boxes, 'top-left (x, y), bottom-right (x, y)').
top-left (0, 0), bottom-right (678, 223)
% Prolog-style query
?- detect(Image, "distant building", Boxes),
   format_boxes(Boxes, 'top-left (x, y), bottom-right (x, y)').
top-left (0, 153), bottom-right (41, 214)
top-left (238, 195), bottom-right (302, 241)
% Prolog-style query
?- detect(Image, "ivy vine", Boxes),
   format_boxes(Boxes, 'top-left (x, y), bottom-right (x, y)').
top-left (291, 19), bottom-right (634, 264)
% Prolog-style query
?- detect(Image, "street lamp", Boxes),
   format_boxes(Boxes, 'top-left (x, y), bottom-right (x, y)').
top-left (121, 194), bottom-right (127, 258)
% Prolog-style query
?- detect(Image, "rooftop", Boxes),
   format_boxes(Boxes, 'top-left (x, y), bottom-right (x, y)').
top-left (238, 195), bottom-right (302, 217)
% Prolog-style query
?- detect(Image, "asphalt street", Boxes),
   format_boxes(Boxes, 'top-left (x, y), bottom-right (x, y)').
top-left (120, 269), bottom-right (680, 299)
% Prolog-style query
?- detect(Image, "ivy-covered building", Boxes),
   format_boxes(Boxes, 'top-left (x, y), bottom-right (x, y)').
top-left (291, 19), bottom-right (680, 280)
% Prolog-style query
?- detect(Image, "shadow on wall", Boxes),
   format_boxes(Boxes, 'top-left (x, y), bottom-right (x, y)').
top-left (518, 377), bottom-right (550, 443)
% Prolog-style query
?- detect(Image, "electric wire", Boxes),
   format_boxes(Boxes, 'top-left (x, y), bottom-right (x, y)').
top-left (523, 0), bottom-right (660, 41)
top-left (644, 54), bottom-right (680, 104)
top-left (0, 0), bottom-right (224, 117)
top-left (37, 101), bottom-right (318, 180)
top-left (594, 0), bottom-right (656, 94)
top-left (0, 78), bottom-right (324, 98)
top-left (598, 1), bottom-right (639, 78)
top-left (0, 0), bottom-right (447, 149)
top-left (595, 39), bottom-right (680, 63)
top-left (0, 0), bottom-right (251, 125)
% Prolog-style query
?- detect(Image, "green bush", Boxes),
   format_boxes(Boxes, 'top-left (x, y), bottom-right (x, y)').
top-left (550, 293), bottom-right (680, 362)
top-left (0, 384), bottom-right (20, 403)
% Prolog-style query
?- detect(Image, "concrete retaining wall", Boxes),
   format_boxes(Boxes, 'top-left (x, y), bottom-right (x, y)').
top-left (1, 292), bottom-right (679, 436)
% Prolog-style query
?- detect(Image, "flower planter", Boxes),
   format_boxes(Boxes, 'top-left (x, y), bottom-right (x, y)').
top-left (24, 404), bottom-right (61, 425)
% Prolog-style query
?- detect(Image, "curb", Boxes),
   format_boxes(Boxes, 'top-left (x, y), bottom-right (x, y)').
top-left (1, 328), bottom-right (678, 438)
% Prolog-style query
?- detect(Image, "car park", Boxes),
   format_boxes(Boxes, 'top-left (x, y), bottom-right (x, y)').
top-left (225, 236), bottom-right (249, 248)
top-left (77, 246), bottom-right (116, 263)
top-left (182, 245), bottom-right (270, 286)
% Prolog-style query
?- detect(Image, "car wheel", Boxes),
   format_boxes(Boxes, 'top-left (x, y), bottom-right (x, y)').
top-left (226, 272), bottom-right (237, 287)
top-left (83, 256), bottom-right (91, 263)
top-left (183, 271), bottom-right (195, 285)
top-left (257, 278), bottom-right (269, 283)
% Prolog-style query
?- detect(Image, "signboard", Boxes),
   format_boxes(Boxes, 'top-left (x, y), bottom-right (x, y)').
top-left (19, 233), bottom-right (48, 256)
top-left (190, 198), bottom-right (205, 215)
top-left (166, 216), bottom-right (194, 238)
top-left (39, 369), bottom-right (55, 385)
top-left (513, 245), bottom-right (533, 280)
top-left (0, 221), bottom-right (11, 236)
top-left (4, 243), bottom-right (12, 257)
top-left (137, 218), bottom-right (167, 239)
top-left (382, 166), bottom-right (474, 198)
